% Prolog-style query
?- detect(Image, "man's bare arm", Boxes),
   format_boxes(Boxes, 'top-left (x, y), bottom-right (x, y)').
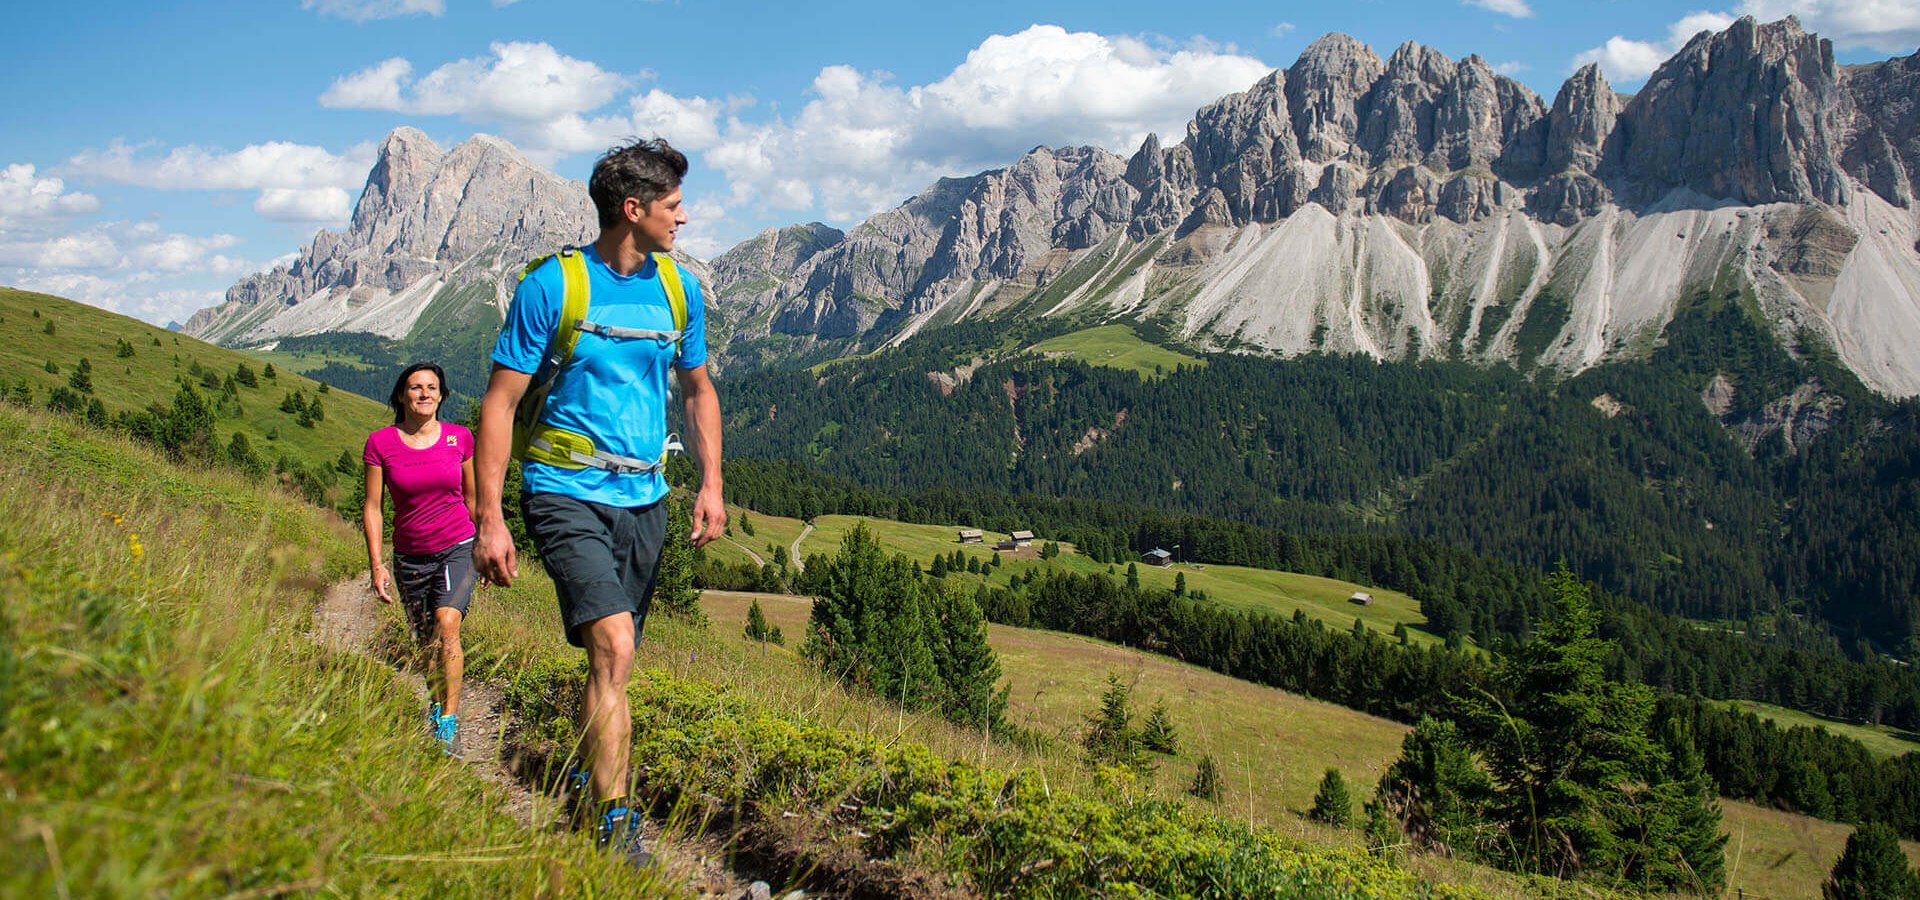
top-left (676, 363), bottom-right (725, 547)
top-left (475, 364), bottom-right (532, 585)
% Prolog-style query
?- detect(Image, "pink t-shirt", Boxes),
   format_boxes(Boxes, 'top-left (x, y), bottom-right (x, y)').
top-left (363, 423), bottom-right (476, 555)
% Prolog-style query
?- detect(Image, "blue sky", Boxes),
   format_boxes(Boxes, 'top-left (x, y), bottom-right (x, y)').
top-left (2, 0), bottom-right (1914, 327)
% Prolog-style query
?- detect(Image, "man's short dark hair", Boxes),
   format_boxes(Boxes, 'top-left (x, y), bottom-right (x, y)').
top-left (588, 138), bottom-right (688, 229)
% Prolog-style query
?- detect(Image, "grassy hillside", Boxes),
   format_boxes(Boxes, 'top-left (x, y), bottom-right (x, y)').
top-left (0, 401), bottom-right (667, 896)
top-left (789, 514), bottom-right (1442, 644)
top-left (0, 287), bottom-right (388, 472)
top-left (1728, 700), bottom-right (1920, 761)
top-left (705, 590), bottom-right (1920, 899)
top-left (1028, 323), bottom-right (1203, 378)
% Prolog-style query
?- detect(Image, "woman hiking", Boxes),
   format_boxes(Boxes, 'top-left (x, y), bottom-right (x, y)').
top-left (362, 362), bottom-right (479, 754)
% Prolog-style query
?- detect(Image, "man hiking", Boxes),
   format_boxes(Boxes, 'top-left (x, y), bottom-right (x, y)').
top-left (472, 137), bottom-right (724, 861)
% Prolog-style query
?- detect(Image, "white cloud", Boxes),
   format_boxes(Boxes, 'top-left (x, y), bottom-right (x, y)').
top-left (697, 25), bottom-right (1271, 222)
top-left (3, 224), bottom-right (278, 325)
top-left (321, 42), bottom-right (632, 123)
top-left (319, 57), bottom-right (413, 109)
top-left (1465, 0), bottom-right (1535, 18)
top-left (628, 90), bottom-right (726, 151)
top-left (1270, 22), bottom-right (1297, 38)
top-left (0, 165), bottom-right (100, 228)
top-left (253, 187), bottom-right (355, 224)
top-left (128, 232), bottom-right (242, 273)
top-left (1740, 0), bottom-right (1920, 52)
top-left (1493, 60), bottom-right (1531, 75)
top-left (1574, 2), bottom-right (1915, 85)
top-left (66, 140), bottom-right (372, 192)
top-left (1573, 11), bottom-right (1736, 83)
top-left (302, 0), bottom-right (443, 23)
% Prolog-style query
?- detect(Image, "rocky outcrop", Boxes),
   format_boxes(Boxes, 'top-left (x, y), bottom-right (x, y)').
top-left (1609, 17), bottom-right (1851, 206)
top-left (1843, 50), bottom-right (1920, 208)
top-left (753, 145), bottom-right (1133, 339)
top-left (185, 129), bottom-right (598, 345)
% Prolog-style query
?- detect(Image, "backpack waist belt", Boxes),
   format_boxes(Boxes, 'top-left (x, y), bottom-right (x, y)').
top-left (525, 429), bottom-right (683, 475)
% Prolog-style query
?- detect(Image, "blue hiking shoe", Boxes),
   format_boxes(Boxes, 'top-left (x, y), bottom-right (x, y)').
top-left (428, 701), bottom-right (442, 729)
top-left (596, 806), bottom-right (650, 867)
top-left (433, 713), bottom-right (460, 756)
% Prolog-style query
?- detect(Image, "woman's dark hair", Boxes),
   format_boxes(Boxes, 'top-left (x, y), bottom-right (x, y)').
top-left (388, 362), bottom-right (448, 425)
top-left (588, 137), bottom-right (688, 228)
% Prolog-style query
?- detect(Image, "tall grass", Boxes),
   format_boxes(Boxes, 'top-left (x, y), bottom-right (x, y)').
top-left (0, 403), bottom-right (670, 897)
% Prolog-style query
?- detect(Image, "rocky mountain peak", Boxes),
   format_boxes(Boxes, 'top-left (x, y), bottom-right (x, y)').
top-left (1285, 34), bottom-right (1384, 163)
top-left (1612, 14), bottom-right (1850, 205)
top-left (351, 127), bottom-right (442, 234)
top-left (1546, 64), bottom-right (1619, 174)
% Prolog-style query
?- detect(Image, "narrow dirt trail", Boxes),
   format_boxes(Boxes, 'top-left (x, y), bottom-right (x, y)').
top-left (722, 535), bottom-right (766, 567)
top-left (311, 576), bottom-right (771, 899)
top-left (789, 524), bottom-right (814, 574)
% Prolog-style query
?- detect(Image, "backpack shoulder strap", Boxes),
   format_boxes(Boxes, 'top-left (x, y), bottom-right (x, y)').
top-left (551, 248), bottom-right (591, 368)
top-left (516, 246), bottom-right (592, 372)
top-left (653, 253), bottom-right (688, 362)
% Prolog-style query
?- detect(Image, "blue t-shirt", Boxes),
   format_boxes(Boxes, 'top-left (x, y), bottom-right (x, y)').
top-left (491, 245), bottom-right (708, 508)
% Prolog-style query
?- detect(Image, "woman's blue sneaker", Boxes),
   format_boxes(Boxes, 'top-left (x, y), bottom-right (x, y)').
top-left (434, 713), bottom-right (459, 756)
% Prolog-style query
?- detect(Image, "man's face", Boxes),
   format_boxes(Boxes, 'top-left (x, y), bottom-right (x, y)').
top-left (629, 187), bottom-right (687, 253)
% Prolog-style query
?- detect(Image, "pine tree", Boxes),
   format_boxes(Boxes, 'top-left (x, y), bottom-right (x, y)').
top-left (1825, 823), bottom-right (1920, 900)
top-left (1363, 799), bottom-right (1399, 856)
top-left (1462, 566), bottom-right (1713, 886)
top-left (263, 363), bottom-right (276, 379)
top-left (1126, 562), bottom-right (1140, 591)
top-left (1083, 672), bottom-right (1151, 773)
top-left (68, 358), bottom-right (93, 394)
top-left (1628, 719), bottom-right (1728, 893)
top-left (929, 554), bottom-right (948, 577)
top-left (745, 598), bottom-right (771, 641)
top-left (928, 579), bottom-right (1006, 731)
top-left (1310, 768), bottom-right (1354, 828)
top-left (1377, 716), bottom-right (1493, 856)
top-left (1189, 754), bottom-right (1223, 802)
top-left (1174, 571), bottom-right (1186, 596)
top-left (738, 512), bottom-right (755, 536)
top-left (1141, 700), bottom-right (1179, 754)
top-left (652, 495), bottom-right (705, 623)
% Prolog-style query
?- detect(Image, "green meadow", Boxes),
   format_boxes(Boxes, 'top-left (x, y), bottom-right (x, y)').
top-left (1028, 323), bottom-right (1204, 378)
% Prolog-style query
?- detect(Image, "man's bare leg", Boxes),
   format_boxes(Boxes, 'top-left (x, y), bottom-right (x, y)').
top-left (435, 607), bottom-right (465, 716)
top-left (580, 612), bottom-right (636, 804)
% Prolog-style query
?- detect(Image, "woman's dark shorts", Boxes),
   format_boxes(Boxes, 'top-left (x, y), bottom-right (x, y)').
top-left (392, 538), bottom-right (476, 644)
top-left (521, 492), bottom-right (666, 649)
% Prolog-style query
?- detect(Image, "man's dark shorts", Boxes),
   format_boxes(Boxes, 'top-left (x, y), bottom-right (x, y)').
top-left (521, 492), bottom-right (666, 648)
top-left (393, 539), bottom-right (476, 644)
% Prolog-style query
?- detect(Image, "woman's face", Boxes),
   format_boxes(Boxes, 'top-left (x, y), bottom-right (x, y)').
top-left (404, 371), bottom-right (442, 420)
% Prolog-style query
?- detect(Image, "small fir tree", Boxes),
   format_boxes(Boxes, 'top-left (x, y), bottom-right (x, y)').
top-left (263, 363), bottom-right (276, 378)
top-left (1125, 562), bottom-right (1140, 591)
top-left (1824, 823), bottom-right (1920, 900)
top-left (653, 495), bottom-right (705, 624)
top-left (1189, 754), bottom-right (1223, 802)
top-left (738, 512), bottom-right (755, 536)
top-left (745, 598), bottom-right (771, 641)
top-left (68, 358), bottom-right (93, 394)
top-left (1083, 672), bottom-right (1151, 773)
top-left (1309, 768), bottom-right (1354, 828)
top-left (1141, 700), bottom-right (1179, 754)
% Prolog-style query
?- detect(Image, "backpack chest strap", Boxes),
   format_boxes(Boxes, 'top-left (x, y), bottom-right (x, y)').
top-left (575, 320), bottom-right (684, 343)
